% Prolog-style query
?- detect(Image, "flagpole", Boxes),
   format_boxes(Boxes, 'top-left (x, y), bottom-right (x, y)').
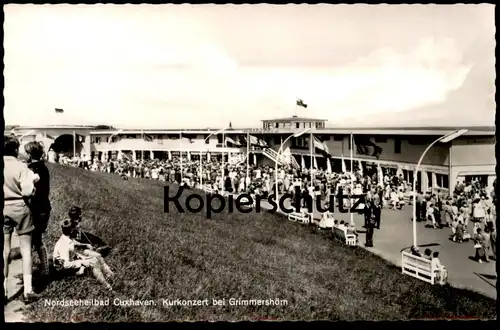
top-left (310, 131), bottom-right (313, 190)
top-left (350, 132), bottom-right (354, 225)
top-left (221, 131), bottom-right (225, 195)
top-left (246, 130), bottom-right (250, 190)
top-left (200, 149), bottom-right (203, 189)
top-left (180, 132), bottom-right (183, 182)
top-left (73, 131), bottom-right (76, 158)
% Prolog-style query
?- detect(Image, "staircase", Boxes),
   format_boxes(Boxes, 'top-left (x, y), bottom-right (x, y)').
top-left (263, 148), bottom-right (283, 165)
top-left (262, 148), bottom-right (300, 169)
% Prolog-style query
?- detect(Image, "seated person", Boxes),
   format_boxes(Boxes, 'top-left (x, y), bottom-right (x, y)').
top-left (431, 251), bottom-right (447, 285)
top-left (410, 246), bottom-right (421, 257)
top-left (345, 223), bottom-right (358, 236)
top-left (53, 219), bottom-right (114, 291)
top-left (338, 221), bottom-right (347, 231)
top-left (319, 212), bottom-right (335, 229)
top-left (68, 206), bottom-right (112, 257)
top-left (423, 248), bottom-right (432, 260)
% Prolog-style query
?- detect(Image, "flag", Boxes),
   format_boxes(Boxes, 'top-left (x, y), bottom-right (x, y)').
top-left (296, 98), bottom-right (308, 108)
top-left (55, 108), bottom-right (64, 113)
top-left (225, 136), bottom-right (238, 145)
top-left (353, 135), bottom-right (382, 158)
top-left (143, 132), bottom-right (153, 142)
top-left (313, 136), bottom-right (330, 154)
top-left (248, 135), bottom-right (267, 147)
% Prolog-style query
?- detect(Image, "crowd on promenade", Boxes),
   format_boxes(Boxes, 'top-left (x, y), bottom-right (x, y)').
top-left (54, 151), bottom-right (496, 252)
top-left (5, 142), bottom-right (495, 305)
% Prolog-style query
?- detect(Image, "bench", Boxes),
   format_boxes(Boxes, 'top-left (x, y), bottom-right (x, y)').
top-left (288, 210), bottom-right (311, 224)
top-left (332, 226), bottom-right (357, 246)
top-left (203, 185), bottom-right (215, 194)
top-left (401, 251), bottom-right (445, 285)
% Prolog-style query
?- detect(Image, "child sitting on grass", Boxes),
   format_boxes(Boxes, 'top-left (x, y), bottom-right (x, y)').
top-left (53, 220), bottom-right (114, 291)
top-left (68, 206), bottom-right (112, 257)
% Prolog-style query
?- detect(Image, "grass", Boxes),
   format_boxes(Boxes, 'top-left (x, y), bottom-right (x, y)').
top-left (23, 164), bottom-right (497, 321)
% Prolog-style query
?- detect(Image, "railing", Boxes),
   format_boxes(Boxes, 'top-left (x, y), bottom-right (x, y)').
top-left (262, 148), bottom-right (283, 165)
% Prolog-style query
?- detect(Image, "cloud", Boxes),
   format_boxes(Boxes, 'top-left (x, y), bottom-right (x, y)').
top-left (3, 5), bottom-right (493, 129)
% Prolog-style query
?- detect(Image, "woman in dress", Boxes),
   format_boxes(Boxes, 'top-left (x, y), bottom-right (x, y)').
top-left (473, 228), bottom-right (488, 263)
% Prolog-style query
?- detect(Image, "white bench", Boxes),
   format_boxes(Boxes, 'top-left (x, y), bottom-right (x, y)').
top-left (332, 226), bottom-right (357, 246)
top-left (401, 251), bottom-right (442, 285)
top-left (203, 185), bottom-right (215, 194)
top-left (288, 210), bottom-right (311, 224)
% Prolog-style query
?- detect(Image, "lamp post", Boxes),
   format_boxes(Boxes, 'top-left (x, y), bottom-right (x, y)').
top-left (412, 129), bottom-right (468, 247)
top-left (202, 128), bottom-right (229, 192)
top-left (275, 128), bottom-right (311, 211)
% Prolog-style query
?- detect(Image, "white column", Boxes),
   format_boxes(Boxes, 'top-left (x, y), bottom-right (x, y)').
top-left (207, 152), bottom-right (210, 162)
top-left (187, 151), bottom-right (191, 161)
top-left (132, 151), bottom-right (137, 161)
top-left (118, 150), bottom-right (123, 161)
top-left (431, 172), bottom-right (437, 189)
top-left (168, 150), bottom-right (172, 160)
top-left (421, 170), bottom-right (428, 193)
top-left (149, 150), bottom-right (154, 160)
top-left (253, 154), bottom-right (257, 165)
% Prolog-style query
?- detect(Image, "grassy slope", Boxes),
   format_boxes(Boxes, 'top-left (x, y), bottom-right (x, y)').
top-left (25, 164), bottom-right (496, 321)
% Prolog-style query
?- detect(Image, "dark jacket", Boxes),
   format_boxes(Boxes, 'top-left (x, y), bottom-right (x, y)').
top-left (28, 161), bottom-right (51, 214)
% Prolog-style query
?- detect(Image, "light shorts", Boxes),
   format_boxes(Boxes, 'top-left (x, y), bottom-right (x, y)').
top-left (3, 202), bottom-right (34, 235)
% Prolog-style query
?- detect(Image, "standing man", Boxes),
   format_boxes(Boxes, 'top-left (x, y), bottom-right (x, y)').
top-left (24, 141), bottom-right (52, 280)
top-left (3, 136), bottom-right (40, 302)
top-left (373, 189), bottom-right (382, 229)
top-left (365, 210), bottom-right (375, 247)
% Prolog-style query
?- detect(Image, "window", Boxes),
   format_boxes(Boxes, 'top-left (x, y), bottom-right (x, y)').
top-left (296, 123), bottom-right (300, 129)
top-left (375, 136), bottom-right (387, 143)
top-left (316, 122), bottom-right (321, 128)
top-left (442, 175), bottom-right (449, 189)
top-left (94, 137), bottom-right (101, 144)
top-left (394, 138), bottom-right (401, 154)
top-left (217, 134), bottom-right (223, 143)
top-left (274, 136), bottom-right (280, 145)
top-left (427, 172), bottom-right (432, 188)
top-left (205, 135), bottom-right (209, 144)
top-left (333, 135), bottom-right (343, 141)
top-left (275, 123), bottom-right (279, 128)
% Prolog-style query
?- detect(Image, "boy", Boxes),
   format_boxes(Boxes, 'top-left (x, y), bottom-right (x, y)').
top-left (53, 220), bottom-right (114, 291)
top-left (68, 206), bottom-right (112, 257)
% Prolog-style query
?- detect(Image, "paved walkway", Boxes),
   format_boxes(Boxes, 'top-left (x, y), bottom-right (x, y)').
top-left (259, 199), bottom-right (497, 300)
top-left (4, 233), bottom-right (27, 323)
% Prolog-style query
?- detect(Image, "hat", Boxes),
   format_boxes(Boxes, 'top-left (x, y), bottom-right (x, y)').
top-left (68, 206), bottom-right (82, 219)
top-left (60, 219), bottom-right (73, 229)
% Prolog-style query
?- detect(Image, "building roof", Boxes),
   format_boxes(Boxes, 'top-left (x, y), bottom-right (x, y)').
top-left (87, 126), bottom-right (495, 137)
top-left (261, 116), bottom-right (327, 123)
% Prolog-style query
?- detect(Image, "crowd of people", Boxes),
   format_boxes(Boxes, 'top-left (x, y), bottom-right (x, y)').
top-left (5, 140), bottom-right (496, 304)
top-left (56, 151), bottom-right (497, 263)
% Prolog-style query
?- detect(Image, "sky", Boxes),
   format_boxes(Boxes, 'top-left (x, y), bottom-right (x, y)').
top-left (4, 4), bottom-right (496, 129)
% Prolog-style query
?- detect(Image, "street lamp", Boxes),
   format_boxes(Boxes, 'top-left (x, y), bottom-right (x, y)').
top-left (412, 129), bottom-right (468, 247)
top-left (275, 128), bottom-right (311, 210)
top-left (202, 128), bottom-right (229, 192)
